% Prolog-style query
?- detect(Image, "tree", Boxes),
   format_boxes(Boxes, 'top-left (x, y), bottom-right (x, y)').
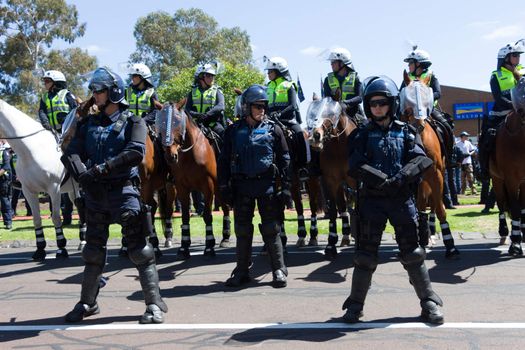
top-left (158, 61), bottom-right (264, 119)
top-left (131, 8), bottom-right (253, 82)
top-left (0, 0), bottom-right (90, 111)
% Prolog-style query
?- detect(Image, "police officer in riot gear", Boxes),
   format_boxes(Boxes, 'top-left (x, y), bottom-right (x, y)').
top-left (323, 48), bottom-right (365, 123)
top-left (479, 41), bottom-right (524, 177)
top-left (266, 56), bottom-right (310, 181)
top-left (126, 63), bottom-right (160, 126)
top-left (342, 76), bottom-right (444, 324)
top-left (39, 70), bottom-right (77, 225)
top-left (62, 67), bottom-right (167, 324)
top-left (218, 84), bottom-right (291, 288)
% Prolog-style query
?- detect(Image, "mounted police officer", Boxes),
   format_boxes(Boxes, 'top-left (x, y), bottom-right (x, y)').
top-left (400, 46), bottom-right (454, 162)
top-left (185, 61), bottom-right (226, 146)
top-left (479, 41), bottom-right (524, 177)
top-left (39, 70), bottom-right (76, 225)
top-left (62, 67), bottom-right (167, 324)
top-left (125, 63), bottom-right (160, 126)
top-left (323, 48), bottom-right (365, 124)
top-left (0, 140), bottom-right (12, 230)
top-left (218, 84), bottom-right (291, 288)
top-left (342, 76), bottom-right (444, 324)
top-left (266, 56), bottom-right (309, 181)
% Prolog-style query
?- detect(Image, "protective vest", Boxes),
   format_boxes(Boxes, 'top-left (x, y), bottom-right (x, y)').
top-left (492, 65), bottom-right (523, 92)
top-left (126, 87), bottom-right (154, 117)
top-left (231, 121), bottom-right (275, 178)
top-left (42, 89), bottom-right (70, 131)
top-left (192, 85), bottom-right (218, 113)
top-left (267, 77), bottom-right (295, 109)
top-left (0, 151), bottom-right (9, 177)
top-left (365, 121), bottom-right (413, 178)
top-left (84, 111), bottom-right (139, 180)
top-left (327, 72), bottom-right (356, 100)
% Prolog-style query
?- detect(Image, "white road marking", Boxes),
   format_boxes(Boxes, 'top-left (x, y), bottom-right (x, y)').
top-left (2, 322), bottom-right (525, 331)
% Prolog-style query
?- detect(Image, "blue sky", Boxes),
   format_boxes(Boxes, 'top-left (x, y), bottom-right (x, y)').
top-left (57, 0), bottom-right (524, 113)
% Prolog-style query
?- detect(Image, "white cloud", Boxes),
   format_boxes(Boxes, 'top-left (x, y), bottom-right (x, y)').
top-left (300, 46), bottom-right (324, 57)
top-left (83, 45), bottom-right (104, 54)
top-left (482, 25), bottom-right (523, 40)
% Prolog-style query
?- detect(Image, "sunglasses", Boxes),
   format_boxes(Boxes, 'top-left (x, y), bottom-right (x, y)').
top-left (203, 73), bottom-right (215, 78)
top-left (92, 88), bottom-right (107, 95)
top-left (369, 99), bottom-right (389, 108)
top-left (252, 104), bottom-right (266, 110)
top-left (510, 53), bottom-right (521, 57)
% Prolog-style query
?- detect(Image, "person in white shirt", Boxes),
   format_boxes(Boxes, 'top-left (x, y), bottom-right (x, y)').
top-left (456, 131), bottom-right (477, 195)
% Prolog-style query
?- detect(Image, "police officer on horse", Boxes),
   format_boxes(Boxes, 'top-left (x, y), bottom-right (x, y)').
top-left (218, 84), bottom-right (291, 288)
top-left (342, 76), bottom-right (444, 324)
top-left (62, 67), bottom-right (167, 324)
top-left (126, 63), bottom-right (160, 126)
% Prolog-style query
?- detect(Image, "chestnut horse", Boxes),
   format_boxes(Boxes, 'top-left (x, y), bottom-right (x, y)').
top-left (399, 71), bottom-right (459, 259)
top-left (156, 100), bottom-right (231, 260)
top-left (308, 97), bottom-right (357, 259)
top-left (490, 72), bottom-right (525, 256)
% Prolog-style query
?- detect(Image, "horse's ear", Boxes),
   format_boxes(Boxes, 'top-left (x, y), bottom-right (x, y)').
top-left (234, 88), bottom-right (243, 96)
top-left (176, 98), bottom-right (187, 110)
top-left (78, 96), bottom-right (95, 118)
top-left (403, 70), bottom-right (411, 86)
top-left (334, 88), bottom-right (341, 102)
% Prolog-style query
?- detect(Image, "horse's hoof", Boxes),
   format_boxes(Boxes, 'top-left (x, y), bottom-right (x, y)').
top-left (324, 246), bottom-right (338, 260)
top-left (508, 243), bottom-right (523, 257)
top-left (308, 237), bottom-right (318, 247)
top-left (118, 247), bottom-right (128, 258)
top-left (445, 247), bottom-right (460, 260)
top-left (164, 239), bottom-right (173, 248)
top-left (219, 238), bottom-right (230, 248)
top-left (203, 247), bottom-right (216, 258)
top-left (56, 248), bottom-right (69, 259)
top-left (154, 247), bottom-right (163, 260)
top-left (340, 236), bottom-right (351, 247)
top-left (429, 236), bottom-right (437, 246)
top-left (78, 241), bottom-right (86, 251)
top-left (176, 248), bottom-right (190, 260)
top-left (32, 248), bottom-right (46, 261)
top-left (296, 237), bottom-right (306, 248)
top-left (499, 237), bottom-right (508, 245)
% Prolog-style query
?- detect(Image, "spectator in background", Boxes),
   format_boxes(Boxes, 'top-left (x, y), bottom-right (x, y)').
top-left (456, 131), bottom-right (477, 195)
top-left (0, 140), bottom-right (13, 229)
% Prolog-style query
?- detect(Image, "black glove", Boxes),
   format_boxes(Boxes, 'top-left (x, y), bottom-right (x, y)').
top-left (197, 113), bottom-right (209, 123)
top-left (78, 163), bottom-right (108, 186)
top-left (219, 185), bottom-right (233, 207)
top-left (379, 172), bottom-right (405, 195)
top-left (270, 111), bottom-right (281, 120)
top-left (276, 182), bottom-right (291, 204)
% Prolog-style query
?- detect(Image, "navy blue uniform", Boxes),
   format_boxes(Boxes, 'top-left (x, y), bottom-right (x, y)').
top-left (0, 148), bottom-right (12, 228)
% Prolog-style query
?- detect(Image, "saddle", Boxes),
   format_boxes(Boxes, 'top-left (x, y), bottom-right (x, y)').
top-left (198, 123), bottom-right (222, 156)
top-left (428, 115), bottom-right (454, 167)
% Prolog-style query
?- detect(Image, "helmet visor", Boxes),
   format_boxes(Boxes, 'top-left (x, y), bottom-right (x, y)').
top-left (306, 97), bottom-right (342, 131)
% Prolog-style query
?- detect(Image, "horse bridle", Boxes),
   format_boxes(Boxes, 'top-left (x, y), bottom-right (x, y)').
top-left (320, 116), bottom-right (351, 143)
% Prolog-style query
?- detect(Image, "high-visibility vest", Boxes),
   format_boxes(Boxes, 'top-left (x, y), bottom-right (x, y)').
top-left (42, 89), bottom-right (70, 130)
top-left (267, 77), bottom-right (295, 108)
top-left (126, 86), bottom-right (155, 117)
top-left (327, 72), bottom-right (356, 100)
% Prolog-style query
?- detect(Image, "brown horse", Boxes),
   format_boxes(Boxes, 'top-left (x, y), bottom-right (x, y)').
top-left (308, 97), bottom-right (357, 259)
top-left (156, 99), bottom-right (231, 260)
top-left (399, 71), bottom-right (459, 259)
top-left (489, 71), bottom-right (525, 256)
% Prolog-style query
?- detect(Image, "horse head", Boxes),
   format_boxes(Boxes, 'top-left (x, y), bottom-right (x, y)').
top-left (306, 97), bottom-right (346, 149)
top-left (156, 98), bottom-right (188, 165)
top-left (399, 70), bottom-right (434, 131)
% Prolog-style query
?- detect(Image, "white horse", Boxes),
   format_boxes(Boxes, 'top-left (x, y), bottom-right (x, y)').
top-left (0, 99), bottom-right (81, 260)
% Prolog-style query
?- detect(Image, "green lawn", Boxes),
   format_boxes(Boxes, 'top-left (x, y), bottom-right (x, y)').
top-left (0, 197), bottom-right (502, 243)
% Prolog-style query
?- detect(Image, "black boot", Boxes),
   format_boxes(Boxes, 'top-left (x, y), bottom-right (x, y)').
top-left (136, 262), bottom-right (168, 323)
top-left (225, 234), bottom-right (253, 287)
top-left (418, 212), bottom-right (430, 247)
top-left (341, 263), bottom-right (374, 323)
top-left (263, 230), bottom-right (288, 288)
top-left (65, 262), bottom-right (103, 323)
top-left (65, 302), bottom-right (100, 323)
top-left (404, 260), bottom-right (444, 325)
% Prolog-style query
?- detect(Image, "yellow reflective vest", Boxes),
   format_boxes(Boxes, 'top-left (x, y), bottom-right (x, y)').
top-left (327, 72), bottom-right (356, 100)
top-left (42, 89), bottom-right (70, 130)
top-left (126, 87), bottom-right (154, 117)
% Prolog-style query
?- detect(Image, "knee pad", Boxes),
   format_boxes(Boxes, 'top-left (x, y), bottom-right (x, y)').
top-left (129, 242), bottom-right (155, 265)
top-left (353, 250), bottom-right (378, 271)
top-left (121, 210), bottom-right (143, 237)
top-left (399, 246), bottom-right (426, 266)
top-left (82, 243), bottom-right (106, 265)
top-left (259, 221), bottom-right (280, 238)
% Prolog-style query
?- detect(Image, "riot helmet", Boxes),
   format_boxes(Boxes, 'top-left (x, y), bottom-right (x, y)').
top-left (241, 84), bottom-right (268, 118)
top-left (88, 67), bottom-right (127, 105)
top-left (362, 76), bottom-right (399, 120)
top-left (42, 70), bottom-right (66, 83)
top-left (404, 46), bottom-right (432, 68)
top-left (497, 42), bottom-right (524, 68)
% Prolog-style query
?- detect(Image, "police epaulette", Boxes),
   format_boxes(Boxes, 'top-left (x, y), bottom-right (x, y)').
top-left (113, 110), bottom-right (133, 134)
top-left (393, 120), bottom-right (406, 127)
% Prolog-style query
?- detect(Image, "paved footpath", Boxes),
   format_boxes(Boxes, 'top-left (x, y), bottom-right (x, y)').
top-left (1, 232), bottom-right (525, 349)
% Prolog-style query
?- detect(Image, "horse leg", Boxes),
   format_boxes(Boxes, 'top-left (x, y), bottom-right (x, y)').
top-left (307, 177), bottom-right (321, 246)
top-left (147, 197), bottom-right (162, 259)
top-left (293, 177), bottom-right (307, 248)
top-left (177, 188), bottom-right (191, 260)
top-left (434, 199), bottom-right (459, 259)
top-left (492, 177), bottom-right (509, 244)
top-left (416, 185), bottom-right (431, 248)
top-left (324, 183), bottom-right (339, 259)
top-left (203, 185), bottom-right (216, 258)
top-left (219, 203), bottom-right (231, 247)
top-left (428, 212), bottom-right (437, 244)
top-left (506, 181), bottom-right (523, 256)
top-left (72, 191), bottom-right (87, 251)
top-left (24, 190), bottom-right (46, 261)
top-left (159, 184), bottom-right (176, 247)
top-left (338, 186), bottom-right (351, 247)
top-left (50, 191), bottom-right (68, 259)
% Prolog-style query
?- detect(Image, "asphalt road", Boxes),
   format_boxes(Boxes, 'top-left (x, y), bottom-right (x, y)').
top-left (1, 232), bottom-right (525, 349)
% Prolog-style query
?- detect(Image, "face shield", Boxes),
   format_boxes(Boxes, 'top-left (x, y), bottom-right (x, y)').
top-left (156, 104), bottom-right (186, 147)
top-left (306, 97), bottom-right (342, 132)
top-left (511, 76), bottom-right (525, 112)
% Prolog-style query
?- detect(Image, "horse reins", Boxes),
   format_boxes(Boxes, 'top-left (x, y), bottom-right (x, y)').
top-left (1, 128), bottom-right (47, 140)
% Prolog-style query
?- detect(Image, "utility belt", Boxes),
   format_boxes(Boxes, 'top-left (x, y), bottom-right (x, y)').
top-left (232, 168), bottom-right (275, 181)
top-left (93, 178), bottom-right (135, 191)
